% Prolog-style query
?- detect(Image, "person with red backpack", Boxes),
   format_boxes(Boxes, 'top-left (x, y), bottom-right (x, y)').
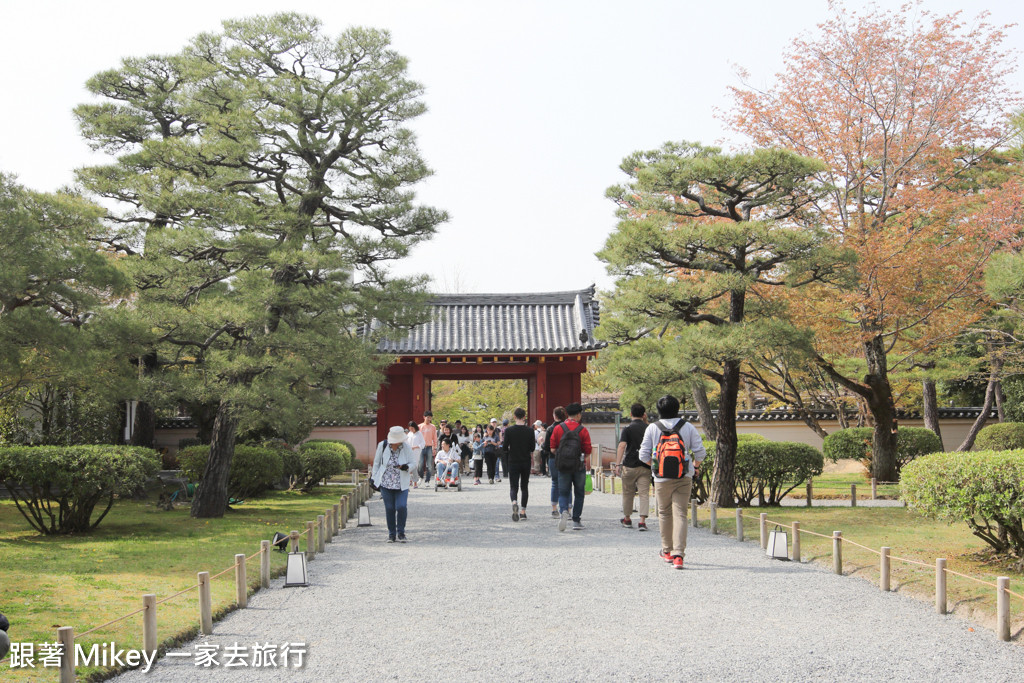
top-left (638, 395), bottom-right (707, 569)
top-left (549, 402), bottom-right (592, 531)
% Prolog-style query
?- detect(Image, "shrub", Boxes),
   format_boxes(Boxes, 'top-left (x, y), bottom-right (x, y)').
top-left (822, 427), bottom-right (941, 477)
top-left (690, 434), bottom-right (820, 505)
top-left (178, 437), bottom-right (203, 451)
top-left (974, 423), bottom-right (1024, 452)
top-left (0, 445), bottom-right (160, 534)
top-left (902, 450), bottom-right (1024, 563)
top-left (692, 433), bottom-right (765, 503)
top-left (178, 444), bottom-right (283, 499)
top-left (297, 441), bottom-right (349, 492)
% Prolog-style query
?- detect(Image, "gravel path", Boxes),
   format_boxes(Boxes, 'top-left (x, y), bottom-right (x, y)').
top-left (116, 479), bottom-right (1024, 682)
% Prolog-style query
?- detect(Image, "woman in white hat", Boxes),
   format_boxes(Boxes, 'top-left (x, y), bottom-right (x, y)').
top-left (371, 426), bottom-right (416, 542)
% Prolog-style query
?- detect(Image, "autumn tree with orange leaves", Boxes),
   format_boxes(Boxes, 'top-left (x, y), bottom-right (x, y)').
top-left (728, 3), bottom-right (1023, 480)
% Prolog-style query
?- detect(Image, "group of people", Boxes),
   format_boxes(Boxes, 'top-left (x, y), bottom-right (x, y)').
top-left (369, 394), bottom-right (707, 569)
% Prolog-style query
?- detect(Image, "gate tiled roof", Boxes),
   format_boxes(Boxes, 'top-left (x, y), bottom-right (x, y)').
top-left (376, 286), bottom-right (604, 355)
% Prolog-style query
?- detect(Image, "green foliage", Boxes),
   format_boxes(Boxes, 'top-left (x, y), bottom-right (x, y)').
top-left (74, 14), bottom-right (446, 516)
top-left (178, 445), bottom-right (283, 500)
top-left (691, 434), bottom-right (820, 505)
top-left (1003, 377), bottom-right (1024, 423)
top-left (430, 380), bottom-right (527, 425)
top-left (297, 441), bottom-right (349, 492)
top-left (822, 427), bottom-right (942, 477)
top-left (902, 450), bottom-right (1024, 561)
top-left (0, 445), bottom-right (159, 534)
top-left (975, 423), bottom-right (1024, 451)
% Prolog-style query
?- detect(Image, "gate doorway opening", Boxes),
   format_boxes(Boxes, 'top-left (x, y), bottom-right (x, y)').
top-left (429, 379), bottom-right (528, 427)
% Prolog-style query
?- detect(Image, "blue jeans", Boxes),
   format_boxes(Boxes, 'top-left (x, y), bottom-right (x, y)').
top-left (380, 487), bottom-right (408, 537)
top-left (549, 456), bottom-right (559, 505)
top-left (557, 468), bottom-right (586, 522)
top-left (437, 462), bottom-right (459, 479)
top-left (418, 446), bottom-right (434, 482)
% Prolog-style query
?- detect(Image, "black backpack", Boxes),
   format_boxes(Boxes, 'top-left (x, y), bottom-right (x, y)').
top-left (555, 423), bottom-right (585, 473)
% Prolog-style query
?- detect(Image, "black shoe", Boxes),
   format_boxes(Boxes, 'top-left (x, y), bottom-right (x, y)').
top-left (397, 533), bottom-right (407, 543)
top-left (637, 521), bottom-right (648, 532)
top-left (512, 502), bottom-right (520, 522)
top-left (620, 517), bottom-right (633, 528)
top-left (520, 510), bottom-right (527, 520)
top-left (387, 536), bottom-right (396, 543)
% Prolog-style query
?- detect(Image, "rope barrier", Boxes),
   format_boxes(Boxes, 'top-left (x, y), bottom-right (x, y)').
top-left (155, 583), bottom-right (200, 606)
top-left (758, 514), bottom-right (1024, 603)
top-left (209, 561), bottom-right (240, 581)
top-left (246, 548), bottom-right (264, 561)
top-left (78, 606), bottom-right (147, 637)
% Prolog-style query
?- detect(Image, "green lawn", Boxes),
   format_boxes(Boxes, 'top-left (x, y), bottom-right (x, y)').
top-left (0, 486), bottom-right (352, 682)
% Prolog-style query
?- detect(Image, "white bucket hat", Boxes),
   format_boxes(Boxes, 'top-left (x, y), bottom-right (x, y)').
top-left (490, 417), bottom-right (498, 424)
top-left (387, 426), bottom-right (407, 444)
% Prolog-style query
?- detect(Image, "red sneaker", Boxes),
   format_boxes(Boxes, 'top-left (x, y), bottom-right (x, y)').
top-left (672, 556), bottom-right (684, 570)
top-left (660, 551), bottom-right (672, 563)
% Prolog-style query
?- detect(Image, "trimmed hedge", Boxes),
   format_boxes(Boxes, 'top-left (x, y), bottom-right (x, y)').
top-left (0, 445), bottom-right (160, 534)
top-left (822, 427), bottom-right (942, 476)
top-left (902, 450), bottom-right (1024, 561)
top-left (691, 434), bottom-right (822, 505)
top-left (974, 423), bottom-right (1024, 452)
top-left (297, 441), bottom-right (350, 492)
top-left (179, 444), bottom-right (283, 499)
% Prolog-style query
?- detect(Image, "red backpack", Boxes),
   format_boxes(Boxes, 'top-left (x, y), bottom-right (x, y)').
top-left (654, 421), bottom-right (688, 478)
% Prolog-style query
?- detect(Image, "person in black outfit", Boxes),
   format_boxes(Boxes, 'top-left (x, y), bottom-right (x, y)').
top-left (613, 403), bottom-right (651, 530)
top-left (504, 407), bottom-right (537, 521)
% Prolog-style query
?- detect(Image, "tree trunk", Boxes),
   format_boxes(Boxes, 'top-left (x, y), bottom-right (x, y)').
top-left (710, 359), bottom-right (740, 507)
top-left (130, 401), bottom-right (156, 448)
top-left (188, 401), bottom-right (219, 444)
top-left (190, 402), bottom-right (238, 518)
top-left (690, 374), bottom-right (717, 441)
top-left (922, 379), bottom-right (942, 445)
top-left (863, 334), bottom-right (899, 481)
top-left (995, 379), bottom-right (1006, 422)
top-left (958, 378), bottom-right (996, 452)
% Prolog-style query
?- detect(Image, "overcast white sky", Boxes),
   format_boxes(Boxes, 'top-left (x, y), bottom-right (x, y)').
top-left (1, 1), bottom-right (1021, 295)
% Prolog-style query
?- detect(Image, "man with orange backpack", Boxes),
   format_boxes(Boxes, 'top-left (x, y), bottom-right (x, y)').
top-left (638, 395), bottom-right (707, 569)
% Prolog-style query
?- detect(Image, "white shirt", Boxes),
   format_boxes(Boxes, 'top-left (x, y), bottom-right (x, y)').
top-left (407, 431), bottom-right (425, 455)
top-left (638, 417), bottom-right (707, 482)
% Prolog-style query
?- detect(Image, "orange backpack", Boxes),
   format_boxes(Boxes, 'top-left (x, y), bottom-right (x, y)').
top-left (654, 421), bottom-right (688, 479)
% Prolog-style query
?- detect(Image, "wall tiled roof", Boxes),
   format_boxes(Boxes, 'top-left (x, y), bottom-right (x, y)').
top-left (375, 286), bottom-right (605, 355)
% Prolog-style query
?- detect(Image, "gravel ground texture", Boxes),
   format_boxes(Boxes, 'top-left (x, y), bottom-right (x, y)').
top-left (114, 477), bottom-right (1024, 682)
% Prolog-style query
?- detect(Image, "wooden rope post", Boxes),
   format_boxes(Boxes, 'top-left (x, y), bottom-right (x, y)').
top-left (305, 521), bottom-right (316, 560)
top-left (352, 469), bottom-right (358, 485)
top-left (333, 503), bottom-right (341, 532)
top-left (260, 540), bottom-right (271, 589)
top-left (735, 508), bottom-right (744, 542)
top-left (289, 530), bottom-right (300, 553)
top-left (759, 513), bottom-right (768, 550)
top-left (57, 626), bottom-right (75, 683)
top-left (871, 478), bottom-right (878, 499)
top-left (833, 531), bottom-right (843, 575)
top-left (325, 509), bottom-right (333, 542)
top-left (198, 571), bottom-right (213, 635)
top-left (997, 577), bottom-right (1010, 641)
top-left (317, 515), bottom-right (326, 553)
top-left (235, 554), bottom-right (247, 608)
top-left (850, 484), bottom-right (857, 507)
top-left (880, 547), bottom-right (891, 591)
top-left (709, 502), bottom-right (718, 535)
top-left (935, 558), bottom-right (947, 615)
top-left (691, 500), bottom-right (698, 528)
top-left (142, 594), bottom-right (157, 657)
top-left (806, 480), bottom-right (813, 507)
top-left (340, 496), bottom-right (348, 528)
top-left (791, 521), bottom-right (801, 562)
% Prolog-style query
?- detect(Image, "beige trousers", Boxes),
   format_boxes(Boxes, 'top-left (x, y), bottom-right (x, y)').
top-left (656, 476), bottom-right (692, 559)
top-left (621, 465), bottom-right (652, 518)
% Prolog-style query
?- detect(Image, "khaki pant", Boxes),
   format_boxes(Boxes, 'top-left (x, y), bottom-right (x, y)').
top-left (656, 476), bottom-right (692, 560)
top-left (621, 465), bottom-right (652, 518)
